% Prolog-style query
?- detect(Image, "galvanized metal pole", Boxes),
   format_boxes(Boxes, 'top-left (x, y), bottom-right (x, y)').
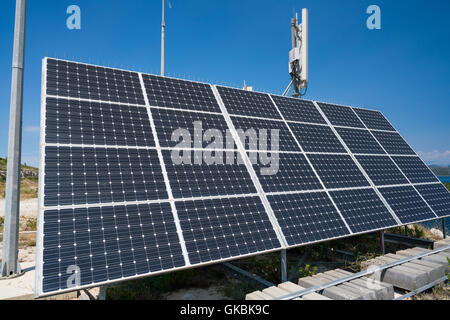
top-left (1, 0), bottom-right (27, 278)
top-left (161, 0), bottom-right (165, 76)
top-left (379, 231), bottom-right (385, 255)
top-left (281, 250), bottom-right (287, 283)
top-left (442, 218), bottom-right (446, 239)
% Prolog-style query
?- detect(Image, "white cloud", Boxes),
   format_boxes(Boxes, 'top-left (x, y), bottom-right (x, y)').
top-left (417, 150), bottom-right (450, 165)
top-left (24, 126), bottom-right (40, 133)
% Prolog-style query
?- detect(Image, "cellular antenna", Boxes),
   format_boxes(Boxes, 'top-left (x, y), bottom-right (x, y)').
top-left (285, 8), bottom-right (308, 98)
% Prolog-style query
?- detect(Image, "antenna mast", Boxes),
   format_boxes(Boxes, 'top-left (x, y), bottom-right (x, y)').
top-left (287, 8), bottom-right (308, 98)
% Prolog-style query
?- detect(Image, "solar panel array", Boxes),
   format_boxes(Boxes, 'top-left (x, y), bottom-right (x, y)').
top-left (36, 58), bottom-right (450, 297)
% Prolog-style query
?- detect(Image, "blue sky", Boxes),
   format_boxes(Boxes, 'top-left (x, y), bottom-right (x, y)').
top-left (0, 0), bottom-right (449, 167)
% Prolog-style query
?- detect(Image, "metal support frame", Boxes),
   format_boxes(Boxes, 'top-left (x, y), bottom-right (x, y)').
top-left (161, 0), bottom-right (166, 76)
top-left (1, 0), bottom-right (27, 278)
top-left (222, 263), bottom-right (275, 288)
top-left (281, 250), bottom-right (287, 283)
top-left (275, 244), bottom-right (450, 300)
top-left (395, 276), bottom-right (448, 300)
top-left (99, 286), bottom-right (107, 300)
top-left (379, 230), bottom-right (385, 255)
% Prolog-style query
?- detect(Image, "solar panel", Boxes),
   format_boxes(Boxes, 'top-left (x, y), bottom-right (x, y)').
top-left (335, 128), bottom-right (386, 155)
top-left (271, 95), bottom-right (326, 124)
top-left (378, 186), bottom-right (437, 224)
top-left (37, 58), bottom-right (450, 298)
top-left (308, 154), bottom-right (370, 189)
top-left (250, 152), bottom-right (323, 193)
top-left (329, 188), bottom-right (398, 233)
top-left (356, 155), bottom-right (409, 186)
top-left (231, 116), bottom-right (301, 152)
top-left (268, 192), bottom-right (350, 246)
top-left (370, 131), bottom-right (416, 155)
top-left (216, 86), bottom-right (281, 119)
top-left (353, 108), bottom-right (396, 131)
top-left (289, 123), bottom-right (347, 153)
top-left (45, 98), bottom-right (155, 147)
top-left (151, 107), bottom-right (232, 149)
top-left (415, 184), bottom-right (450, 217)
top-left (176, 197), bottom-right (281, 265)
top-left (317, 102), bottom-right (365, 128)
top-left (392, 156), bottom-right (440, 184)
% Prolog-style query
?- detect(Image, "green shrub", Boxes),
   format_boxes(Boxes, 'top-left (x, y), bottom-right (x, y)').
top-left (298, 264), bottom-right (317, 278)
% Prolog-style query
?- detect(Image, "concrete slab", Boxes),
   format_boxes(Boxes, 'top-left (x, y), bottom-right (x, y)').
top-left (323, 270), bottom-right (388, 300)
top-left (262, 286), bottom-right (290, 298)
top-left (298, 276), bottom-right (361, 300)
top-left (331, 269), bottom-right (394, 300)
top-left (362, 257), bottom-right (429, 291)
top-left (278, 281), bottom-right (331, 300)
top-left (245, 291), bottom-right (274, 300)
top-left (384, 254), bottom-right (446, 279)
top-left (375, 255), bottom-right (439, 283)
top-left (434, 238), bottom-right (450, 252)
top-left (315, 273), bottom-right (376, 300)
top-left (398, 248), bottom-right (450, 271)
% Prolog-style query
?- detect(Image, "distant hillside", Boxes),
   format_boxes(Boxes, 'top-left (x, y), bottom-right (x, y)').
top-left (0, 158), bottom-right (38, 200)
top-left (430, 166), bottom-right (450, 176)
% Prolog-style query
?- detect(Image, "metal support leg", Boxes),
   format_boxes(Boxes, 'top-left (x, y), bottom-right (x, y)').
top-left (379, 231), bottom-right (385, 255)
top-left (443, 218), bottom-right (447, 239)
top-left (99, 286), bottom-right (107, 300)
top-left (281, 250), bottom-right (287, 283)
top-left (404, 225), bottom-right (408, 236)
top-left (1, 0), bottom-right (27, 278)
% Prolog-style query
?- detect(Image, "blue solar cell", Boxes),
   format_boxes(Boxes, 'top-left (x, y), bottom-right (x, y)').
top-left (308, 154), bottom-right (370, 189)
top-left (392, 156), bottom-right (439, 184)
top-left (330, 189), bottom-right (398, 233)
top-left (378, 186), bottom-right (436, 224)
top-left (176, 197), bottom-right (281, 265)
top-left (271, 95), bottom-right (326, 124)
top-left (231, 116), bottom-right (301, 152)
top-left (143, 74), bottom-right (221, 113)
top-left (356, 155), bottom-right (409, 186)
top-left (151, 107), bottom-right (234, 149)
top-left (289, 123), bottom-right (346, 153)
top-left (162, 150), bottom-right (256, 199)
top-left (45, 98), bottom-right (154, 147)
top-left (42, 203), bottom-right (185, 294)
top-left (415, 184), bottom-right (450, 218)
top-left (46, 59), bottom-right (145, 105)
top-left (250, 152), bottom-right (323, 193)
top-left (44, 147), bottom-right (168, 207)
top-left (268, 192), bottom-right (350, 246)
top-left (353, 108), bottom-right (396, 131)
top-left (336, 128), bottom-right (385, 155)
top-left (318, 102), bottom-right (365, 128)
top-left (371, 131), bottom-right (415, 155)
top-left (217, 86), bottom-right (282, 119)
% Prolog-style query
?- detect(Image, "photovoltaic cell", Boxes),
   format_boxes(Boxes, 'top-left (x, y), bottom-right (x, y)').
top-left (317, 102), bottom-right (365, 128)
top-left (336, 127), bottom-right (385, 155)
top-left (46, 59), bottom-right (145, 105)
top-left (250, 152), bottom-right (323, 193)
top-left (271, 95), bottom-right (326, 124)
top-left (356, 155), bottom-right (409, 186)
top-left (392, 156), bottom-right (439, 184)
top-left (330, 189), bottom-right (398, 233)
top-left (231, 116), bottom-right (301, 152)
top-left (176, 197), bottom-right (281, 265)
top-left (371, 131), bottom-right (415, 155)
top-left (44, 147), bottom-right (168, 207)
top-left (42, 203), bottom-right (185, 293)
top-left (151, 108), bottom-right (233, 149)
top-left (353, 108), bottom-right (396, 131)
top-left (268, 192), bottom-right (350, 246)
top-left (415, 184), bottom-right (450, 218)
top-left (45, 98), bottom-right (155, 147)
top-left (378, 186), bottom-right (436, 224)
top-left (142, 74), bottom-right (221, 113)
top-left (162, 150), bottom-right (256, 199)
top-left (308, 154), bottom-right (370, 189)
top-left (217, 86), bottom-right (282, 119)
top-left (289, 123), bottom-right (346, 153)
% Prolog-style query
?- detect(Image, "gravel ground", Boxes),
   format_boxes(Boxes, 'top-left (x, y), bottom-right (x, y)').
top-left (0, 198), bottom-right (38, 218)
